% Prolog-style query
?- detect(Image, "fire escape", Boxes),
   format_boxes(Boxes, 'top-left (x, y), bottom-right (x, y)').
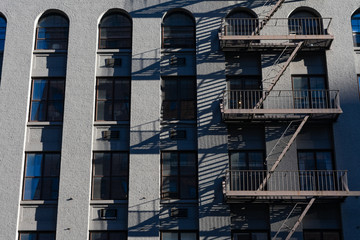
top-left (219, 1), bottom-right (360, 239)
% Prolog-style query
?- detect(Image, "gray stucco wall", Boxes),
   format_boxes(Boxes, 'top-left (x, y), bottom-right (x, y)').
top-left (0, 1), bottom-right (360, 240)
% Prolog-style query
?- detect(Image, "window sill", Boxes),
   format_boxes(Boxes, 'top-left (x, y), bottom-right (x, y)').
top-left (94, 121), bottom-right (130, 126)
top-left (27, 121), bottom-right (63, 127)
top-left (160, 120), bottom-right (196, 125)
top-left (90, 200), bottom-right (128, 205)
top-left (97, 49), bottom-right (132, 54)
top-left (161, 48), bottom-right (195, 53)
top-left (160, 199), bottom-right (198, 204)
top-left (20, 200), bottom-right (58, 205)
top-left (33, 49), bottom-right (67, 54)
top-left (354, 47), bottom-right (360, 53)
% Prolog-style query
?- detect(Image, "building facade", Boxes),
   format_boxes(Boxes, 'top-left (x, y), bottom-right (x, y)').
top-left (0, 0), bottom-right (360, 239)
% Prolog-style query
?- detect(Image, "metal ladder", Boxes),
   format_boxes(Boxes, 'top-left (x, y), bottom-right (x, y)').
top-left (258, 115), bottom-right (309, 190)
top-left (255, 41), bottom-right (304, 109)
top-left (272, 197), bottom-right (316, 240)
top-left (253, 0), bottom-right (286, 35)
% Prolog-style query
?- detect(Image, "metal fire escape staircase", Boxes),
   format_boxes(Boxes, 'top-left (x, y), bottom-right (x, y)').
top-left (253, 0), bottom-right (286, 35)
top-left (272, 197), bottom-right (316, 240)
top-left (258, 115), bottom-right (309, 191)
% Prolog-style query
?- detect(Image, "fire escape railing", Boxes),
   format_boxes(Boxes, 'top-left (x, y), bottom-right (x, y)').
top-left (219, 17), bottom-right (332, 38)
top-left (225, 170), bottom-right (349, 193)
top-left (222, 89), bottom-right (341, 112)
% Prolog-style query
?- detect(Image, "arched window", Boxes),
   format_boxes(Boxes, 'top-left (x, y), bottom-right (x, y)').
top-left (225, 10), bottom-right (258, 36)
top-left (162, 11), bottom-right (195, 48)
top-left (0, 15), bottom-right (6, 81)
top-left (288, 10), bottom-right (323, 35)
top-left (352, 10), bottom-right (360, 47)
top-left (35, 12), bottom-right (69, 50)
top-left (99, 12), bottom-right (132, 49)
top-left (0, 16), bottom-right (6, 52)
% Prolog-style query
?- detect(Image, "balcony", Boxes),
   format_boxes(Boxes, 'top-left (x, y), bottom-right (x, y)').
top-left (224, 170), bottom-right (360, 201)
top-left (221, 90), bottom-right (342, 120)
top-left (219, 17), bottom-right (334, 50)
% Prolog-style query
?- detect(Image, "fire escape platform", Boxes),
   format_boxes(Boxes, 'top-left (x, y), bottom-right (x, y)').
top-left (226, 190), bottom-right (360, 198)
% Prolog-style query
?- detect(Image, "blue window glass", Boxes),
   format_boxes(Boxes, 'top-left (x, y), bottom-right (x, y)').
top-left (19, 232), bottom-right (56, 240)
top-left (30, 78), bottom-right (65, 122)
top-left (0, 16), bottom-right (6, 51)
top-left (23, 153), bottom-right (60, 200)
top-left (36, 13), bottom-right (69, 50)
top-left (352, 11), bottom-right (360, 47)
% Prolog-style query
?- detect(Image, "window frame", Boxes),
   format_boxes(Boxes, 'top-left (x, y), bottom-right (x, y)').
top-left (352, 10), bottom-right (360, 47)
top-left (161, 11), bottom-right (196, 49)
top-left (98, 12), bottom-right (132, 50)
top-left (35, 13), bottom-right (69, 50)
top-left (29, 78), bottom-right (65, 122)
top-left (91, 151), bottom-right (129, 200)
top-left (303, 229), bottom-right (342, 240)
top-left (95, 77), bottom-right (131, 122)
top-left (89, 231), bottom-right (127, 240)
top-left (161, 151), bottom-right (198, 200)
top-left (161, 76), bottom-right (197, 121)
top-left (19, 231), bottom-right (56, 240)
top-left (160, 230), bottom-right (199, 240)
top-left (22, 152), bottom-right (61, 201)
top-left (232, 230), bottom-right (270, 240)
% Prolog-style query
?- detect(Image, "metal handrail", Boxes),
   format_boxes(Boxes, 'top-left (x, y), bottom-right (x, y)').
top-left (222, 89), bottom-right (341, 111)
top-left (220, 17), bottom-right (332, 37)
top-left (226, 170), bottom-right (349, 192)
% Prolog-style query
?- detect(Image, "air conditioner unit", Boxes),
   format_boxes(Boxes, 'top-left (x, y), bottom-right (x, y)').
top-left (99, 208), bottom-right (117, 220)
top-left (102, 130), bottom-right (120, 140)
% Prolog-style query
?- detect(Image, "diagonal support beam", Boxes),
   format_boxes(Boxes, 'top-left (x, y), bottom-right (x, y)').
top-left (258, 115), bottom-right (309, 190)
top-left (255, 41), bottom-right (304, 109)
top-left (285, 197), bottom-right (316, 240)
top-left (253, 0), bottom-right (286, 35)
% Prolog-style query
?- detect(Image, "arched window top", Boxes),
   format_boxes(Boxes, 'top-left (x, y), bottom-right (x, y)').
top-left (38, 13), bottom-right (69, 28)
top-left (352, 9), bottom-right (360, 47)
top-left (100, 12), bottom-right (131, 28)
top-left (98, 11), bottom-right (132, 49)
top-left (163, 11), bottom-right (195, 27)
top-left (35, 12), bottom-right (69, 50)
top-left (0, 16), bottom-right (6, 51)
top-left (226, 8), bottom-right (257, 19)
top-left (162, 10), bottom-right (195, 49)
top-left (289, 8), bottom-right (321, 18)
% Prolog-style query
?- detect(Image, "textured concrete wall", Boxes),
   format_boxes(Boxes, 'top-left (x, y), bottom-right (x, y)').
top-left (0, 1), bottom-right (360, 240)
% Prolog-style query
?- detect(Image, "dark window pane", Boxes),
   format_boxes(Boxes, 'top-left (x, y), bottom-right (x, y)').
top-left (179, 153), bottom-right (196, 175)
top-left (24, 178), bottom-right (41, 200)
top-left (323, 232), bottom-right (340, 240)
top-left (162, 101), bottom-right (178, 120)
top-left (162, 232), bottom-right (178, 240)
top-left (180, 233), bottom-right (197, 240)
top-left (48, 80), bottom-right (65, 100)
top-left (162, 152), bottom-right (178, 175)
top-left (47, 101), bottom-right (63, 121)
top-left (41, 178), bottom-right (59, 199)
top-left (98, 79), bottom-right (113, 100)
top-left (114, 80), bottom-right (130, 100)
top-left (43, 154), bottom-right (60, 176)
top-left (113, 102), bottom-right (129, 121)
top-left (99, 13), bottom-right (132, 49)
top-left (303, 231), bottom-right (321, 240)
top-left (96, 101), bottom-right (112, 121)
top-left (180, 176), bottom-right (197, 199)
top-left (91, 232), bottom-right (108, 240)
top-left (162, 176), bottom-right (178, 198)
top-left (111, 153), bottom-right (128, 176)
top-left (251, 232), bottom-right (268, 240)
top-left (109, 232), bottom-right (127, 240)
top-left (111, 177), bottom-right (127, 199)
top-left (94, 153), bottom-right (111, 176)
top-left (38, 233), bottom-right (56, 240)
top-left (230, 152), bottom-right (247, 170)
top-left (233, 233), bottom-right (250, 240)
top-left (163, 80), bottom-right (178, 100)
top-left (93, 177), bottom-right (110, 199)
top-left (180, 100), bottom-right (196, 119)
